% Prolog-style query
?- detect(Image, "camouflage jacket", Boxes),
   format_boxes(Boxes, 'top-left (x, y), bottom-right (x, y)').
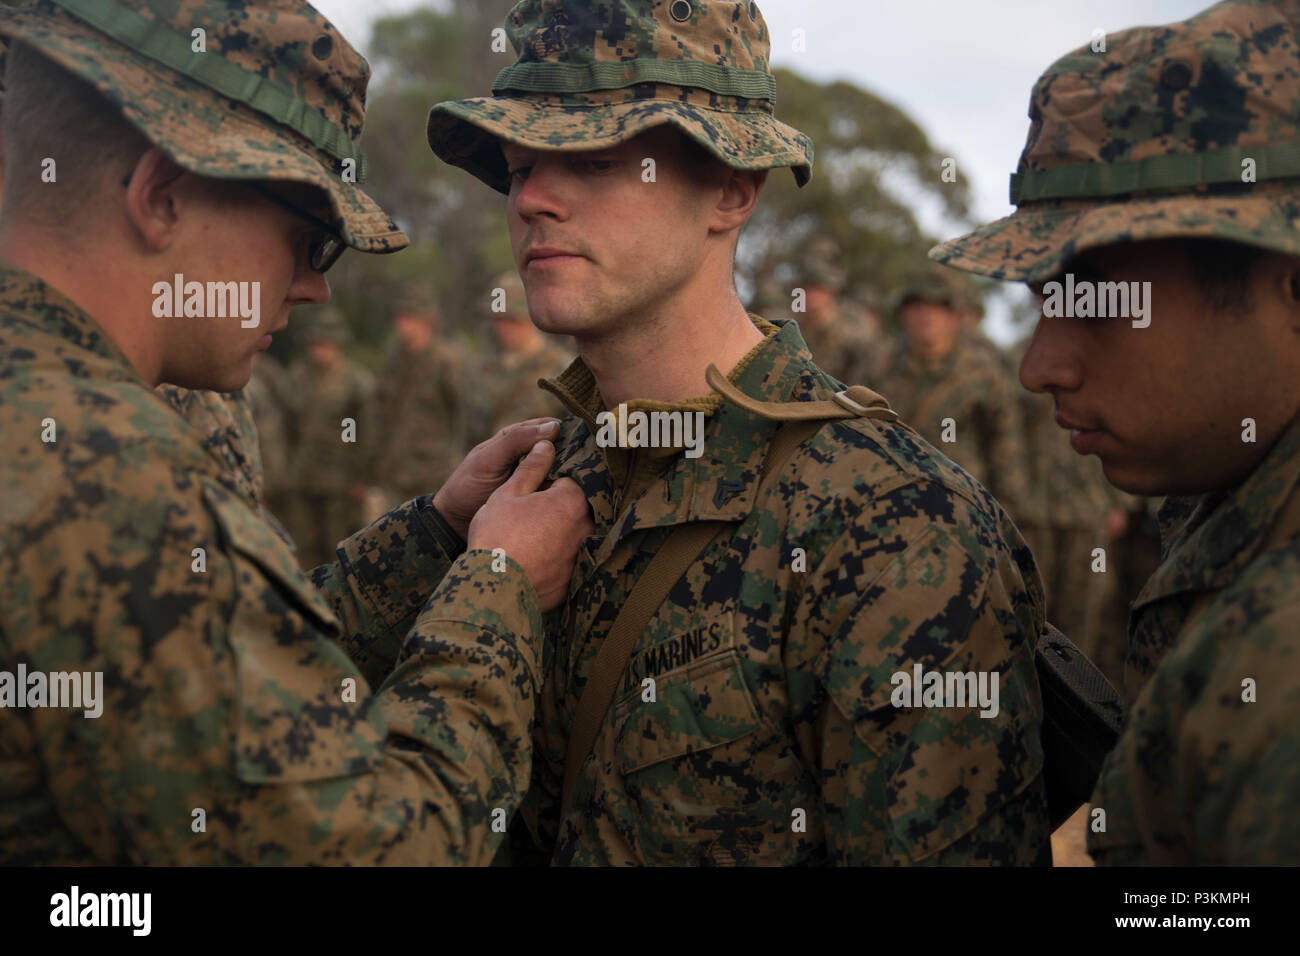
top-left (157, 385), bottom-right (265, 509)
top-left (366, 338), bottom-right (462, 498)
top-left (874, 333), bottom-right (1030, 525)
top-left (287, 355), bottom-right (374, 495)
top-left (0, 266), bottom-right (543, 864)
top-left (1088, 413), bottom-right (1300, 865)
top-left (510, 318), bottom-right (1050, 866)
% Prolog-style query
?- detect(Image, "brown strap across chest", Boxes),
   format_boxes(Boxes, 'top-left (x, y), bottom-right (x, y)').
top-left (559, 364), bottom-right (903, 820)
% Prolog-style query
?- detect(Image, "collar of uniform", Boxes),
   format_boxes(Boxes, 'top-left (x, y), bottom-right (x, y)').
top-left (542, 316), bottom-right (827, 562)
top-left (1136, 412), bottom-right (1300, 606)
top-left (0, 265), bottom-right (143, 383)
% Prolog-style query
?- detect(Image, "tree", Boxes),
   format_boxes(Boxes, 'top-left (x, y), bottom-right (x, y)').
top-left (322, 0), bottom-right (515, 353)
top-left (740, 68), bottom-right (977, 313)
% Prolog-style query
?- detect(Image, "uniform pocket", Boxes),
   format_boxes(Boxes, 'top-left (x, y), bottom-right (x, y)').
top-left (203, 480), bottom-right (385, 783)
top-left (614, 649), bottom-right (762, 775)
top-left (823, 526), bottom-right (1046, 862)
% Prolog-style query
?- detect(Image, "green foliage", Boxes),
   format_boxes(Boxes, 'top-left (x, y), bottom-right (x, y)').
top-left (325, 0), bottom-right (516, 357)
top-left (741, 68), bottom-right (975, 307)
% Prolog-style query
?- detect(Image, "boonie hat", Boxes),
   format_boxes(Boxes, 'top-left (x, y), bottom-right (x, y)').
top-left (427, 0), bottom-right (813, 195)
top-left (931, 0), bottom-right (1300, 282)
top-left (0, 0), bottom-right (407, 254)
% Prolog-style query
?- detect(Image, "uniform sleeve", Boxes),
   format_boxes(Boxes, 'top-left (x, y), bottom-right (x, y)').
top-left (308, 494), bottom-right (465, 689)
top-left (800, 485), bottom-right (1051, 865)
top-left (2, 456), bottom-right (543, 865)
top-left (505, 610), bottom-right (569, 865)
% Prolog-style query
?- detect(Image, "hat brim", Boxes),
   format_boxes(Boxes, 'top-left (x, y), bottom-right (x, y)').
top-left (427, 94), bottom-right (812, 194)
top-left (0, 5), bottom-right (407, 254)
top-left (929, 183), bottom-right (1300, 283)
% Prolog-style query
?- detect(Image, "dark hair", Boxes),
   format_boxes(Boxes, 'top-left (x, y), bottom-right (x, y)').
top-left (1180, 238), bottom-right (1266, 314)
top-left (1, 40), bottom-right (148, 224)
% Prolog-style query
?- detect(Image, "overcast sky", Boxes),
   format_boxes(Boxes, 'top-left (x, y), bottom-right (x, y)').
top-left (313, 0), bottom-right (1212, 338)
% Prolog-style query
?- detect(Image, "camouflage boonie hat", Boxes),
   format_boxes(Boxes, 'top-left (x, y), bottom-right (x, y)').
top-left (0, 0), bottom-right (407, 254)
top-left (393, 282), bottom-right (439, 320)
top-left (892, 263), bottom-right (984, 317)
top-left (426, 0), bottom-right (813, 195)
top-left (930, 0), bottom-right (1300, 283)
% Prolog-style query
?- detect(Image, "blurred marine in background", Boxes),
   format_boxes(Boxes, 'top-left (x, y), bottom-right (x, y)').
top-left (363, 283), bottom-right (463, 515)
top-left (285, 308), bottom-right (374, 567)
top-left (874, 265), bottom-right (1029, 523)
top-left (460, 270), bottom-right (569, 450)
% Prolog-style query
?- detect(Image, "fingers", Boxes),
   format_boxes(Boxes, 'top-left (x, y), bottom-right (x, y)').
top-left (547, 476), bottom-right (591, 521)
top-left (498, 439), bottom-right (557, 496)
top-left (477, 419), bottom-right (560, 472)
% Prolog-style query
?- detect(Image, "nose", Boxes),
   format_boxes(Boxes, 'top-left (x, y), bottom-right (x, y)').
top-left (1019, 314), bottom-right (1083, 395)
top-left (512, 158), bottom-right (569, 224)
top-left (288, 265), bottom-right (330, 308)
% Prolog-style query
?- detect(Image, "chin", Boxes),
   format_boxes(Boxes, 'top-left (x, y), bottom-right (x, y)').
top-left (202, 363), bottom-right (255, 394)
top-left (1101, 458), bottom-right (1202, 498)
top-left (1099, 463), bottom-right (1160, 496)
top-left (528, 304), bottom-right (597, 337)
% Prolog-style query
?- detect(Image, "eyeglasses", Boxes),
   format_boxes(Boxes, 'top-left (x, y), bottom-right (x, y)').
top-left (244, 182), bottom-right (348, 274)
top-left (119, 166), bottom-right (348, 273)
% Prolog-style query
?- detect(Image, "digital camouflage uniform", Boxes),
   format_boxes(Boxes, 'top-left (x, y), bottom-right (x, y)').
top-left (463, 341), bottom-right (570, 450)
top-left (159, 382), bottom-right (300, 552)
top-left (429, 0), bottom-right (1051, 866)
top-left (931, 0), bottom-right (1300, 863)
top-left (286, 311), bottom-right (374, 568)
top-left (874, 320), bottom-right (1030, 526)
top-left (157, 385), bottom-right (265, 510)
top-left (0, 0), bottom-right (546, 864)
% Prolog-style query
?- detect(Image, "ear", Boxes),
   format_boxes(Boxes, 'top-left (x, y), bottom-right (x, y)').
top-left (709, 168), bottom-right (767, 236)
top-left (122, 147), bottom-right (189, 252)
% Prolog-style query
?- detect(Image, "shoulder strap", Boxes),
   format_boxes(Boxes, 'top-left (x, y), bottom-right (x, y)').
top-left (704, 363), bottom-right (906, 425)
top-left (559, 364), bottom-right (907, 820)
top-left (560, 418), bottom-right (823, 819)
